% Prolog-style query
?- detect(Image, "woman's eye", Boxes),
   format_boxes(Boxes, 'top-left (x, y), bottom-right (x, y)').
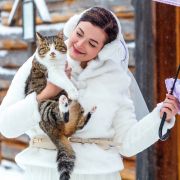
top-left (89, 42), bottom-right (96, 48)
top-left (76, 32), bottom-right (82, 37)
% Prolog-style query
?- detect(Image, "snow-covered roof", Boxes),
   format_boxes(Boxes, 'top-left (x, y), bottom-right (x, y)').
top-left (0, 22), bottom-right (65, 35)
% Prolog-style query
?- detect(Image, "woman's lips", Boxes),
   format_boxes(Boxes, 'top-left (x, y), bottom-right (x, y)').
top-left (72, 45), bottom-right (85, 55)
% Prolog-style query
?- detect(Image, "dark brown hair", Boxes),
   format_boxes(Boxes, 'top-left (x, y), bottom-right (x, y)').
top-left (77, 7), bottom-right (119, 44)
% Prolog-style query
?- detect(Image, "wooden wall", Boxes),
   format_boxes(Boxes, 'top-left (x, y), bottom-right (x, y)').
top-left (155, 3), bottom-right (178, 179)
top-left (176, 7), bottom-right (180, 180)
top-left (135, 1), bottom-right (180, 179)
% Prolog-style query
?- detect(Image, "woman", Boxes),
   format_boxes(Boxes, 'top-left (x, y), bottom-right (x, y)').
top-left (0, 7), bottom-right (179, 180)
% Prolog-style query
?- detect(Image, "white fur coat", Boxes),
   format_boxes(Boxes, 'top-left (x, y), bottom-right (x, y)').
top-left (0, 55), bottom-right (175, 174)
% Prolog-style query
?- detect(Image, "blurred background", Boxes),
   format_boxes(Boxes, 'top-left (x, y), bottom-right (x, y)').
top-left (0, 0), bottom-right (179, 179)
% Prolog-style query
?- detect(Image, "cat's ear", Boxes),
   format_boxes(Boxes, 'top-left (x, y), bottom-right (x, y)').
top-left (36, 32), bottom-right (44, 42)
top-left (57, 30), bottom-right (64, 40)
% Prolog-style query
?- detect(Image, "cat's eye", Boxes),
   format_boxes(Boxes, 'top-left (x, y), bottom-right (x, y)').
top-left (61, 48), bottom-right (67, 53)
top-left (39, 49), bottom-right (45, 55)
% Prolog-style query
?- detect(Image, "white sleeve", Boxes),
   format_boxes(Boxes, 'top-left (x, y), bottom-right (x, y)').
top-left (0, 55), bottom-right (41, 138)
top-left (112, 93), bottom-right (175, 157)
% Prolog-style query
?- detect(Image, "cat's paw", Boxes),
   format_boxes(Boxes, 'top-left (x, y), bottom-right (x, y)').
top-left (87, 106), bottom-right (97, 120)
top-left (90, 106), bottom-right (97, 114)
top-left (59, 95), bottom-right (69, 123)
top-left (67, 88), bottom-right (78, 100)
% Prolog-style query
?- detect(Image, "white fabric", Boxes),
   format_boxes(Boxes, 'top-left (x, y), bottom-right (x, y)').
top-left (24, 165), bottom-right (121, 180)
top-left (0, 7), bottom-right (176, 178)
top-left (0, 55), bottom-right (175, 175)
top-left (63, 8), bottom-right (129, 69)
top-left (63, 8), bottom-right (149, 121)
top-left (0, 54), bottom-right (41, 138)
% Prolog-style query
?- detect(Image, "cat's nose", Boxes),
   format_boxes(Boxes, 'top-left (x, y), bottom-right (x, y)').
top-left (50, 52), bottom-right (56, 57)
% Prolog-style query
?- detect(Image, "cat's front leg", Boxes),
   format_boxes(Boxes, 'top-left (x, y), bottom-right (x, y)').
top-left (59, 95), bottom-right (69, 123)
top-left (77, 106), bottom-right (97, 130)
top-left (66, 85), bottom-right (78, 101)
top-left (48, 69), bottom-right (78, 100)
top-left (59, 73), bottom-right (78, 100)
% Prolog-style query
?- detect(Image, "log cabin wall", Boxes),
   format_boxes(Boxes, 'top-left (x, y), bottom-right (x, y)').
top-left (176, 6), bottom-right (180, 180)
top-left (0, 1), bottom-right (136, 179)
top-left (135, 1), bottom-right (180, 179)
top-left (155, 2), bottom-right (179, 180)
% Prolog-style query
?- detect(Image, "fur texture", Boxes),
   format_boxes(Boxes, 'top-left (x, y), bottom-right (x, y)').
top-left (25, 31), bottom-right (94, 180)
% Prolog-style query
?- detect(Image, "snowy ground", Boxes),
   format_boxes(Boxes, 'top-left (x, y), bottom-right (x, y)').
top-left (0, 160), bottom-right (25, 180)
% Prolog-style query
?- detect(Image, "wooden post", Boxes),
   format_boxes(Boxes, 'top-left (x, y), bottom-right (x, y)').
top-left (155, 3), bottom-right (178, 180)
top-left (134, 0), bottom-right (179, 179)
top-left (176, 7), bottom-right (180, 180)
top-left (0, 135), bottom-right (2, 163)
top-left (133, 0), bottom-right (157, 179)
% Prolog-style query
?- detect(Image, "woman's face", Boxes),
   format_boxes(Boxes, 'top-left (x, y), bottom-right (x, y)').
top-left (68, 21), bottom-right (107, 62)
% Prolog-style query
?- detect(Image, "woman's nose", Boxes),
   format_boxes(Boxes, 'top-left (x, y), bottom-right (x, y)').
top-left (76, 39), bottom-right (86, 48)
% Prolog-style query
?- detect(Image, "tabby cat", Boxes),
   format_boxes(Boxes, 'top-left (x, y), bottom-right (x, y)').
top-left (25, 31), bottom-right (94, 180)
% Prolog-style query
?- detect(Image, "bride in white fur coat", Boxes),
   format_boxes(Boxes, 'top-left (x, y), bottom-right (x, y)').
top-left (0, 7), bottom-right (179, 180)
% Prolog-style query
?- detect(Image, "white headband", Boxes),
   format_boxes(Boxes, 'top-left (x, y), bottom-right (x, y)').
top-left (63, 8), bottom-right (129, 71)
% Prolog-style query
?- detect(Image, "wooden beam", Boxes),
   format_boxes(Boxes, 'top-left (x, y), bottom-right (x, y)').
top-left (133, 0), bottom-right (156, 178)
top-left (155, 2), bottom-right (178, 180)
top-left (134, 0), bottom-right (179, 179)
top-left (176, 7), bottom-right (180, 180)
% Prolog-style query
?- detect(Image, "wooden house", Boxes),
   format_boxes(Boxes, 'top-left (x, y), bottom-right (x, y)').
top-left (0, 0), bottom-right (179, 179)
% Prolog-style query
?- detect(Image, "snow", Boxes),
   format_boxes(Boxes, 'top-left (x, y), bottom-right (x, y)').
top-left (0, 50), bottom-right (8, 57)
top-left (0, 25), bottom-right (22, 35)
top-left (127, 42), bottom-right (135, 48)
top-left (1, 12), bottom-right (10, 17)
top-left (0, 67), bottom-right (17, 75)
top-left (0, 22), bottom-right (65, 35)
top-left (0, 160), bottom-right (25, 180)
top-left (36, 22), bottom-right (65, 32)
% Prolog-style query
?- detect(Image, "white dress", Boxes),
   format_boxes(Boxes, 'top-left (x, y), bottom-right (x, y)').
top-left (24, 165), bottom-right (121, 180)
top-left (0, 55), bottom-right (175, 180)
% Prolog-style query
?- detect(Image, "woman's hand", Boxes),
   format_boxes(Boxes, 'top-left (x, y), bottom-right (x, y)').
top-left (65, 62), bottom-right (72, 79)
top-left (160, 94), bottom-right (179, 122)
top-left (36, 82), bottom-right (62, 102)
top-left (36, 62), bottom-right (72, 102)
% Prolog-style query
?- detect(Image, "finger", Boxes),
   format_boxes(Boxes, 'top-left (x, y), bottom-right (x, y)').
top-left (166, 94), bottom-right (176, 100)
top-left (160, 107), bottom-right (173, 122)
top-left (162, 102), bottom-right (178, 116)
top-left (164, 98), bottom-right (179, 111)
top-left (65, 69), bottom-right (72, 74)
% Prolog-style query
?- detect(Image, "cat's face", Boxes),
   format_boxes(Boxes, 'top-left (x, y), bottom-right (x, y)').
top-left (36, 31), bottom-right (67, 63)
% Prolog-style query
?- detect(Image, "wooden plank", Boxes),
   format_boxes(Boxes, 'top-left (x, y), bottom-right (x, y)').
top-left (0, 1), bottom-right (13, 12)
top-left (120, 160), bottom-right (136, 180)
top-left (0, 134), bottom-right (29, 162)
top-left (0, 80), bottom-right (11, 89)
top-left (8, 0), bottom-right (21, 26)
top-left (0, 134), bottom-right (2, 162)
top-left (155, 2), bottom-right (178, 180)
top-left (0, 39), bottom-right (28, 50)
top-left (0, 89), bottom-right (8, 103)
top-left (133, 0), bottom-right (157, 179)
top-left (176, 7), bottom-right (180, 180)
top-left (1, 141), bottom-right (28, 162)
